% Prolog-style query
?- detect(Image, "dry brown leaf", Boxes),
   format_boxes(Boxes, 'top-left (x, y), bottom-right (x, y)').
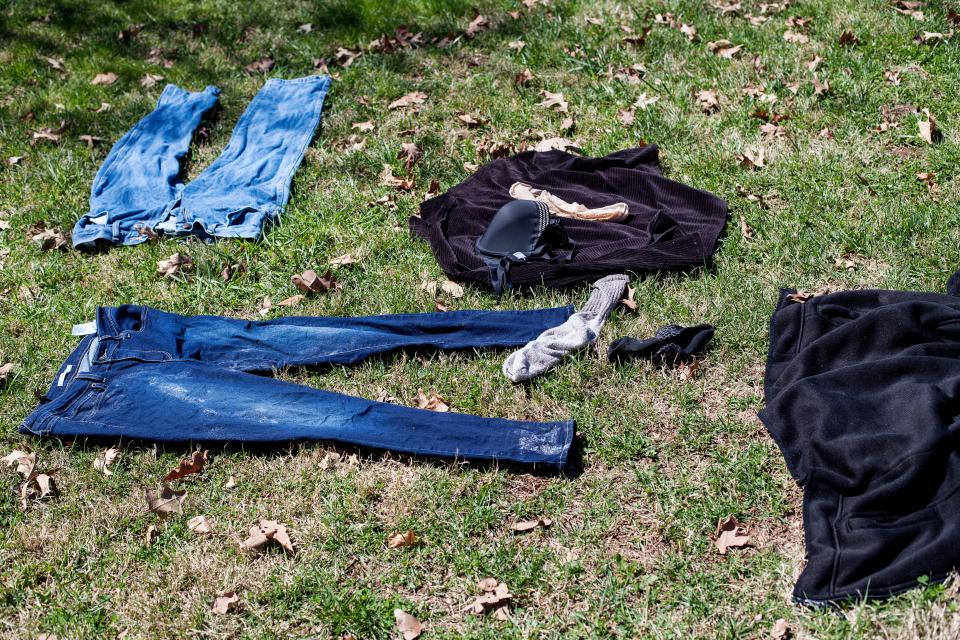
top-left (140, 73), bottom-right (163, 88)
top-left (737, 148), bottom-right (766, 169)
top-left (162, 450), bottom-right (208, 482)
top-left (394, 609), bottom-right (423, 640)
top-left (398, 142), bottom-right (422, 171)
top-left (918, 108), bottom-right (939, 144)
top-left (240, 519), bottom-right (294, 554)
top-left (44, 56), bottom-right (65, 71)
top-left (32, 122), bottom-right (67, 143)
top-left (812, 75), bottom-right (830, 96)
top-left (783, 30), bottom-right (809, 43)
top-left (188, 515), bottom-right (213, 535)
top-left (511, 517), bottom-right (553, 532)
top-left (225, 475), bottom-right (237, 489)
top-left (415, 388), bottom-right (449, 412)
top-left (387, 530), bottom-right (418, 548)
top-left (838, 30), bottom-right (859, 46)
top-left (145, 524), bottom-right (157, 545)
top-left (0, 363), bottom-right (12, 387)
top-left (156, 253), bottom-right (193, 278)
top-left (466, 14), bottom-right (490, 38)
top-left (707, 40), bottom-right (743, 58)
top-left (93, 447), bottom-right (121, 476)
top-left (440, 280), bottom-right (464, 298)
top-left (8, 156), bottom-right (23, 165)
top-left (291, 269), bottom-right (339, 293)
top-left (680, 23), bottom-right (698, 41)
top-left (739, 215), bottom-right (754, 240)
top-left (277, 294), bottom-right (305, 307)
top-left (771, 617), bottom-right (791, 639)
top-left (715, 515), bottom-right (752, 554)
top-left (389, 91), bottom-right (427, 110)
top-left (515, 69), bottom-right (534, 86)
top-left (618, 109), bottom-right (635, 126)
top-left (464, 579), bottom-right (512, 618)
top-left (352, 121), bottom-right (374, 132)
top-left (696, 89), bottom-right (720, 113)
top-left (537, 90), bottom-right (568, 112)
top-left (334, 47), bottom-right (359, 67)
top-left (620, 286), bottom-right (638, 313)
top-left (211, 591), bottom-right (240, 615)
top-left (456, 113), bottom-right (487, 128)
top-left (29, 223), bottom-right (68, 251)
top-left (258, 297), bottom-right (273, 317)
top-left (676, 359), bottom-right (700, 383)
top-left (145, 486), bottom-right (186, 518)
top-left (91, 72), bottom-right (118, 85)
top-left (806, 55), bottom-right (823, 72)
top-left (297, 23), bottom-right (313, 33)
top-left (380, 164), bottom-right (415, 190)
top-left (329, 253), bottom-right (359, 267)
top-left (759, 122), bottom-right (785, 138)
top-left (245, 58), bottom-right (275, 74)
top-left (787, 288), bottom-right (829, 303)
top-left (534, 137), bottom-right (579, 152)
top-left (4, 450), bottom-right (35, 478)
top-left (916, 171), bottom-right (938, 189)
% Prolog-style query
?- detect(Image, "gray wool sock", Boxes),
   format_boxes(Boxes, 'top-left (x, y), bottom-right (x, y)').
top-left (503, 274), bottom-right (629, 382)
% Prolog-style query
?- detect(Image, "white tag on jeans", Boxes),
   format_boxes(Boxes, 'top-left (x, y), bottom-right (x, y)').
top-left (71, 321), bottom-right (96, 336)
top-left (57, 364), bottom-right (73, 387)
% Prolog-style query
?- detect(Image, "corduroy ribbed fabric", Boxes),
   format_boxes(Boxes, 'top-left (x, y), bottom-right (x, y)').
top-left (410, 146), bottom-right (729, 289)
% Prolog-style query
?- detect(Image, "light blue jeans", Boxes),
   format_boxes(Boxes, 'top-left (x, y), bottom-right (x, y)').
top-left (72, 76), bottom-right (331, 248)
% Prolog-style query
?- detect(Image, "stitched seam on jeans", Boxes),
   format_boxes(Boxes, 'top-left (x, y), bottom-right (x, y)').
top-left (829, 493), bottom-right (843, 598)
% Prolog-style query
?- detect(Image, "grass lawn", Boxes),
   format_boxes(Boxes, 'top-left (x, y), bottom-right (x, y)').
top-left (2, 0), bottom-right (960, 637)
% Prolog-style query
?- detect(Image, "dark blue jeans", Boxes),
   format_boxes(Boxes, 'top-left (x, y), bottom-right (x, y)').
top-left (21, 306), bottom-right (576, 469)
top-left (72, 76), bottom-right (331, 248)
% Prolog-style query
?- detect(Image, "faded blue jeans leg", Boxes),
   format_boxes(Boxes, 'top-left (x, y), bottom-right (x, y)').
top-left (21, 305), bottom-right (577, 470)
top-left (72, 76), bottom-right (331, 248)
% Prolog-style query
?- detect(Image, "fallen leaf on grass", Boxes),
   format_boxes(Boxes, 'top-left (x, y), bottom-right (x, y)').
top-left (32, 121), bottom-right (67, 144)
top-left (28, 223), bottom-right (68, 250)
top-left (156, 253), bottom-right (193, 277)
top-left (44, 56), bottom-right (65, 71)
top-left (245, 58), bottom-right (275, 74)
top-left (515, 69), bottom-right (534, 86)
top-left (620, 286), bottom-right (638, 313)
top-left (329, 252), bottom-right (361, 268)
top-left (225, 475), bottom-right (237, 489)
top-left (78, 134), bottom-right (104, 147)
top-left (8, 156), bottom-right (23, 165)
top-left (915, 31), bottom-right (951, 45)
top-left (739, 215), bottom-right (754, 240)
top-left (352, 121), bottom-right (374, 132)
top-left (680, 23), bottom-right (698, 41)
top-left (464, 578), bottom-right (512, 619)
top-left (696, 89), bottom-right (720, 113)
top-left (387, 530), bottom-right (418, 548)
top-left (140, 73), bottom-right (163, 88)
top-left (534, 137), bottom-right (579, 152)
top-left (398, 142), bottom-right (422, 171)
top-left (737, 148), bottom-right (766, 169)
top-left (93, 447), bottom-right (121, 476)
top-left (465, 14), bottom-right (490, 38)
top-left (416, 388), bottom-right (449, 412)
top-left (91, 72), bottom-right (118, 85)
top-left (715, 515), bottom-right (752, 554)
top-left (0, 363), bottom-right (13, 386)
top-left (783, 31), bottom-right (809, 44)
top-left (162, 450), bottom-right (208, 482)
top-left (771, 617), bottom-right (791, 639)
top-left (297, 23), bottom-right (313, 34)
top-left (440, 280), bottom-right (464, 298)
top-left (918, 108), bottom-right (939, 144)
top-left (394, 609), bottom-right (423, 640)
top-left (511, 517), bottom-right (552, 532)
top-left (240, 519), bottom-right (294, 554)
top-left (537, 90), bottom-right (568, 112)
top-left (291, 269), bottom-right (339, 293)
top-left (145, 486), bottom-right (186, 518)
top-left (787, 288), bottom-right (829, 303)
top-left (3, 450), bottom-right (35, 478)
top-left (334, 47), bottom-right (359, 67)
top-left (457, 113), bottom-right (487, 128)
top-left (380, 164), bottom-right (415, 190)
top-left (211, 591), bottom-right (240, 614)
top-left (707, 40), bottom-right (743, 58)
top-left (188, 515), bottom-right (213, 534)
top-left (916, 171), bottom-right (938, 190)
top-left (389, 91), bottom-right (427, 110)
top-left (838, 30), bottom-right (859, 46)
top-left (145, 524), bottom-right (157, 545)
top-left (676, 359), bottom-right (700, 383)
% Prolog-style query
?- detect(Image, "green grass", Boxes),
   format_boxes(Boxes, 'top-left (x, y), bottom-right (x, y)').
top-left (2, 0), bottom-right (960, 637)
